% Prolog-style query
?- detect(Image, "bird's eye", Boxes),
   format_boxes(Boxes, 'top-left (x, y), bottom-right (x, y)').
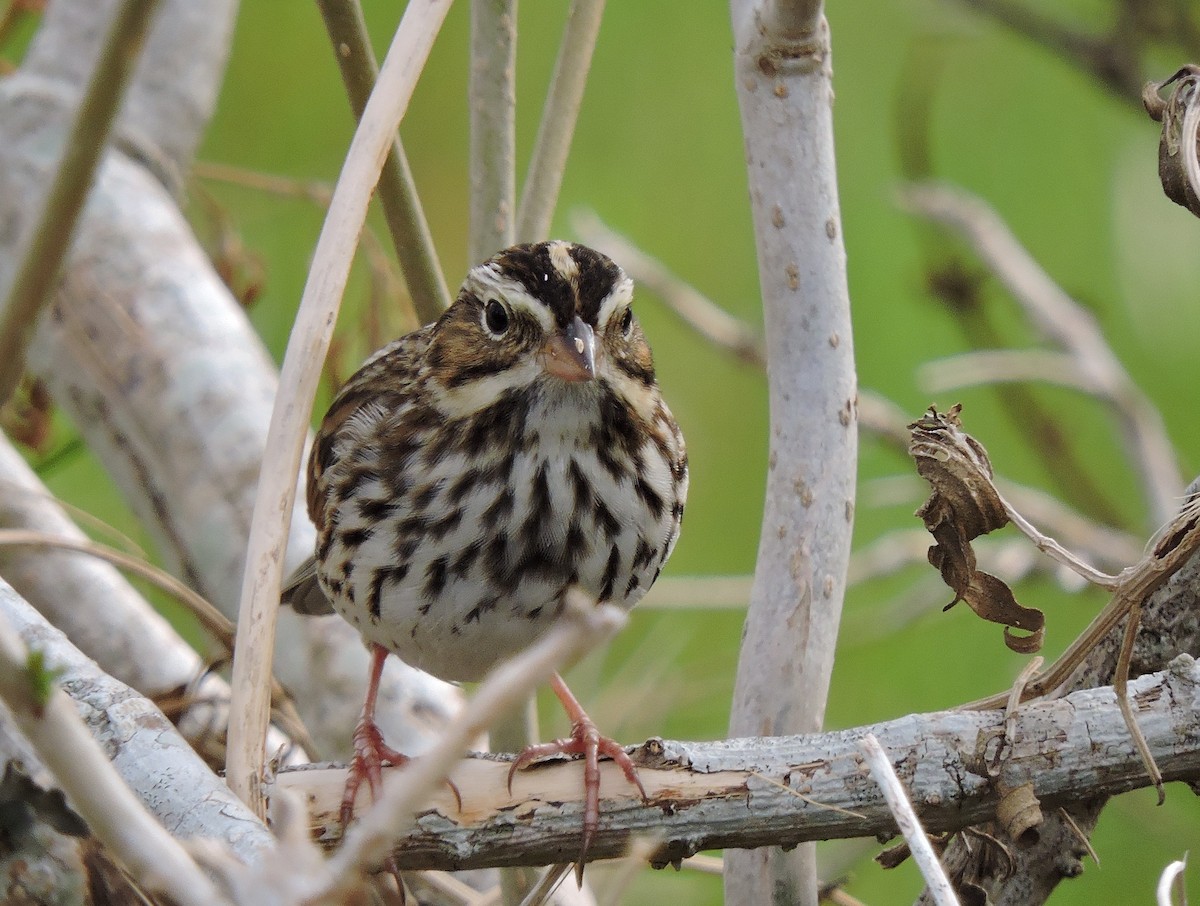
top-left (483, 299), bottom-right (510, 336)
top-left (620, 307), bottom-right (634, 337)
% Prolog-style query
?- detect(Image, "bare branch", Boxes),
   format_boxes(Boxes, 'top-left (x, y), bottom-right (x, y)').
top-left (859, 733), bottom-right (959, 906)
top-left (318, 594), bottom-right (626, 893)
top-left (0, 597), bottom-right (232, 906)
top-left (0, 0), bottom-right (161, 405)
top-left (276, 654), bottom-right (1200, 870)
top-left (637, 574), bottom-right (752, 610)
top-left (316, 0), bottom-right (451, 322)
top-left (468, 0), bottom-right (517, 262)
top-left (516, 1), bottom-right (606, 242)
top-left (921, 348), bottom-right (1093, 396)
top-left (227, 0), bottom-right (454, 819)
top-left (901, 182), bottom-right (1182, 525)
top-left (0, 580), bottom-right (275, 875)
top-left (726, 5), bottom-right (855, 901)
top-left (572, 211), bottom-right (765, 367)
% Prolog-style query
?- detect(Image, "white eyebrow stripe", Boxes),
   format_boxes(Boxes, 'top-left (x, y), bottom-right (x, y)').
top-left (466, 265), bottom-right (556, 331)
top-left (596, 274), bottom-right (634, 330)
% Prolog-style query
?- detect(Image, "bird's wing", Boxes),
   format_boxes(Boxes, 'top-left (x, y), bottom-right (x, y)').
top-left (280, 554), bottom-right (335, 615)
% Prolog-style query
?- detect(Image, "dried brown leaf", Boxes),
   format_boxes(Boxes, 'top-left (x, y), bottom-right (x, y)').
top-left (1144, 65), bottom-right (1200, 217)
top-left (909, 405), bottom-right (1045, 653)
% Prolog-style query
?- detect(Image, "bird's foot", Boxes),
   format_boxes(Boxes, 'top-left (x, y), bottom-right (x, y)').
top-left (507, 709), bottom-right (647, 883)
top-left (340, 717), bottom-right (411, 829)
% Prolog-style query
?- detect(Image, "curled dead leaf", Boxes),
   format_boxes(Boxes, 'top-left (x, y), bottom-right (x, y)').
top-left (1143, 65), bottom-right (1200, 218)
top-left (995, 780), bottom-right (1042, 849)
top-left (909, 405), bottom-right (1045, 654)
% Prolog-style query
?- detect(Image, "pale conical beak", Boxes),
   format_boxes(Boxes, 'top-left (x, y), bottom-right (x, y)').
top-left (541, 315), bottom-right (596, 382)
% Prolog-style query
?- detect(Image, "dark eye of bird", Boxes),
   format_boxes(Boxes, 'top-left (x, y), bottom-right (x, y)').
top-left (620, 307), bottom-right (634, 336)
top-left (484, 299), bottom-right (510, 336)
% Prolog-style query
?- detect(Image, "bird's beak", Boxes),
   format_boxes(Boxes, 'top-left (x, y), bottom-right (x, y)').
top-left (541, 315), bottom-right (596, 382)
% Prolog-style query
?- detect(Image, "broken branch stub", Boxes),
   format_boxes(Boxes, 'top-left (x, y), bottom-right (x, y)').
top-left (909, 405), bottom-right (1045, 653)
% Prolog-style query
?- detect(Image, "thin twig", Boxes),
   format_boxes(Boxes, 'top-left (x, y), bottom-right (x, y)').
top-left (968, 494), bottom-right (1200, 711)
top-left (1056, 806), bottom-right (1100, 866)
top-left (0, 527), bottom-right (313, 754)
top-left (594, 835), bottom-right (664, 906)
top-left (858, 733), bottom-right (960, 906)
top-left (901, 181), bottom-right (1182, 525)
top-left (316, 0), bottom-right (450, 322)
top-left (680, 854), bottom-right (724, 875)
top-left (0, 0), bottom-right (163, 405)
top-left (406, 870), bottom-right (483, 905)
top-left (0, 528), bottom-right (229, 642)
top-left (1114, 599), bottom-right (1164, 801)
top-left (192, 159), bottom-right (334, 204)
top-left (1157, 855), bottom-right (1188, 906)
top-left (468, 0), bottom-right (517, 263)
top-left (515, 0), bottom-right (607, 242)
top-left (637, 574), bottom-right (752, 610)
top-left (572, 210), bottom-right (765, 366)
top-left (226, 0), bottom-right (454, 820)
top-left (518, 865), bottom-right (573, 906)
top-left (995, 488), bottom-right (1121, 590)
top-left (921, 348), bottom-right (1095, 396)
top-left (319, 594), bottom-right (626, 896)
top-left (1004, 656), bottom-right (1043, 745)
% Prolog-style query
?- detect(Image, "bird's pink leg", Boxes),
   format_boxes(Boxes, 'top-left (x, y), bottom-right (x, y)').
top-left (340, 643), bottom-right (411, 829)
top-left (507, 672), bottom-right (648, 880)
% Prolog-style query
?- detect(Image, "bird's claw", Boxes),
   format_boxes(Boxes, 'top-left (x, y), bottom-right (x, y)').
top-left (341, 718), bottom-right (411, 829)
top-left (508, 715), bottom-right (648, 883)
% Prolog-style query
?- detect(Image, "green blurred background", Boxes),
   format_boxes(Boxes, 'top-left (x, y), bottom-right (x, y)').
top-left (27, 0), bottom-right (1200, 902)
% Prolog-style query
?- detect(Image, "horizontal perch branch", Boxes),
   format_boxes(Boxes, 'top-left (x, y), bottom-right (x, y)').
top-left (274, 654), bottom-right (1200, 872)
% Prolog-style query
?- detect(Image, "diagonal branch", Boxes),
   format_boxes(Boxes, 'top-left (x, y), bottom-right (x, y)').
top-left (227, 0), bottom-right (454, 819)
top-left (515, 0), bottom-right (606, 242)
top-left (316, 0), bottom-right (451, 322)
top-left (902, 182), bottom-right (1182, 526)
top-left (0, 0), bottom-right (162, 405)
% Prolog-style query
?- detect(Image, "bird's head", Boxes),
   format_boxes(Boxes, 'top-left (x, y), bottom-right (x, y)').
top-left (425, 241), bottom-right (657, 418)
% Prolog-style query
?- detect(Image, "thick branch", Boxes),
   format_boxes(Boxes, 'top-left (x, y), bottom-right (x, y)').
top-left (0, 579), bottom-right (273, 861)
top-left (727, 1), bottom-right (855, 902)
top-left (276, 655), bottom-right (1200, 870)
top-left (925, 479), bottom-right (1200, 905)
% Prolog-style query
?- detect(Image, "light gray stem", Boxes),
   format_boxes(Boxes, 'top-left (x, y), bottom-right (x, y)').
top-left (726, 3), bottom-right (856, 903)
top-left (468, 0), bottom-right (518, 262)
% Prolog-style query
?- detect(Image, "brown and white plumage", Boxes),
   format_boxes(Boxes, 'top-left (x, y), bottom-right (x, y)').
top-left (283, 240), bottom-right (687, 868)
top-left (287, 241), bottom-right (686, 679)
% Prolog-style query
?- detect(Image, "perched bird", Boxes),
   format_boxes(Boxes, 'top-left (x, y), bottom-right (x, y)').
top-left (283, 240), bottom-right (687, 869)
